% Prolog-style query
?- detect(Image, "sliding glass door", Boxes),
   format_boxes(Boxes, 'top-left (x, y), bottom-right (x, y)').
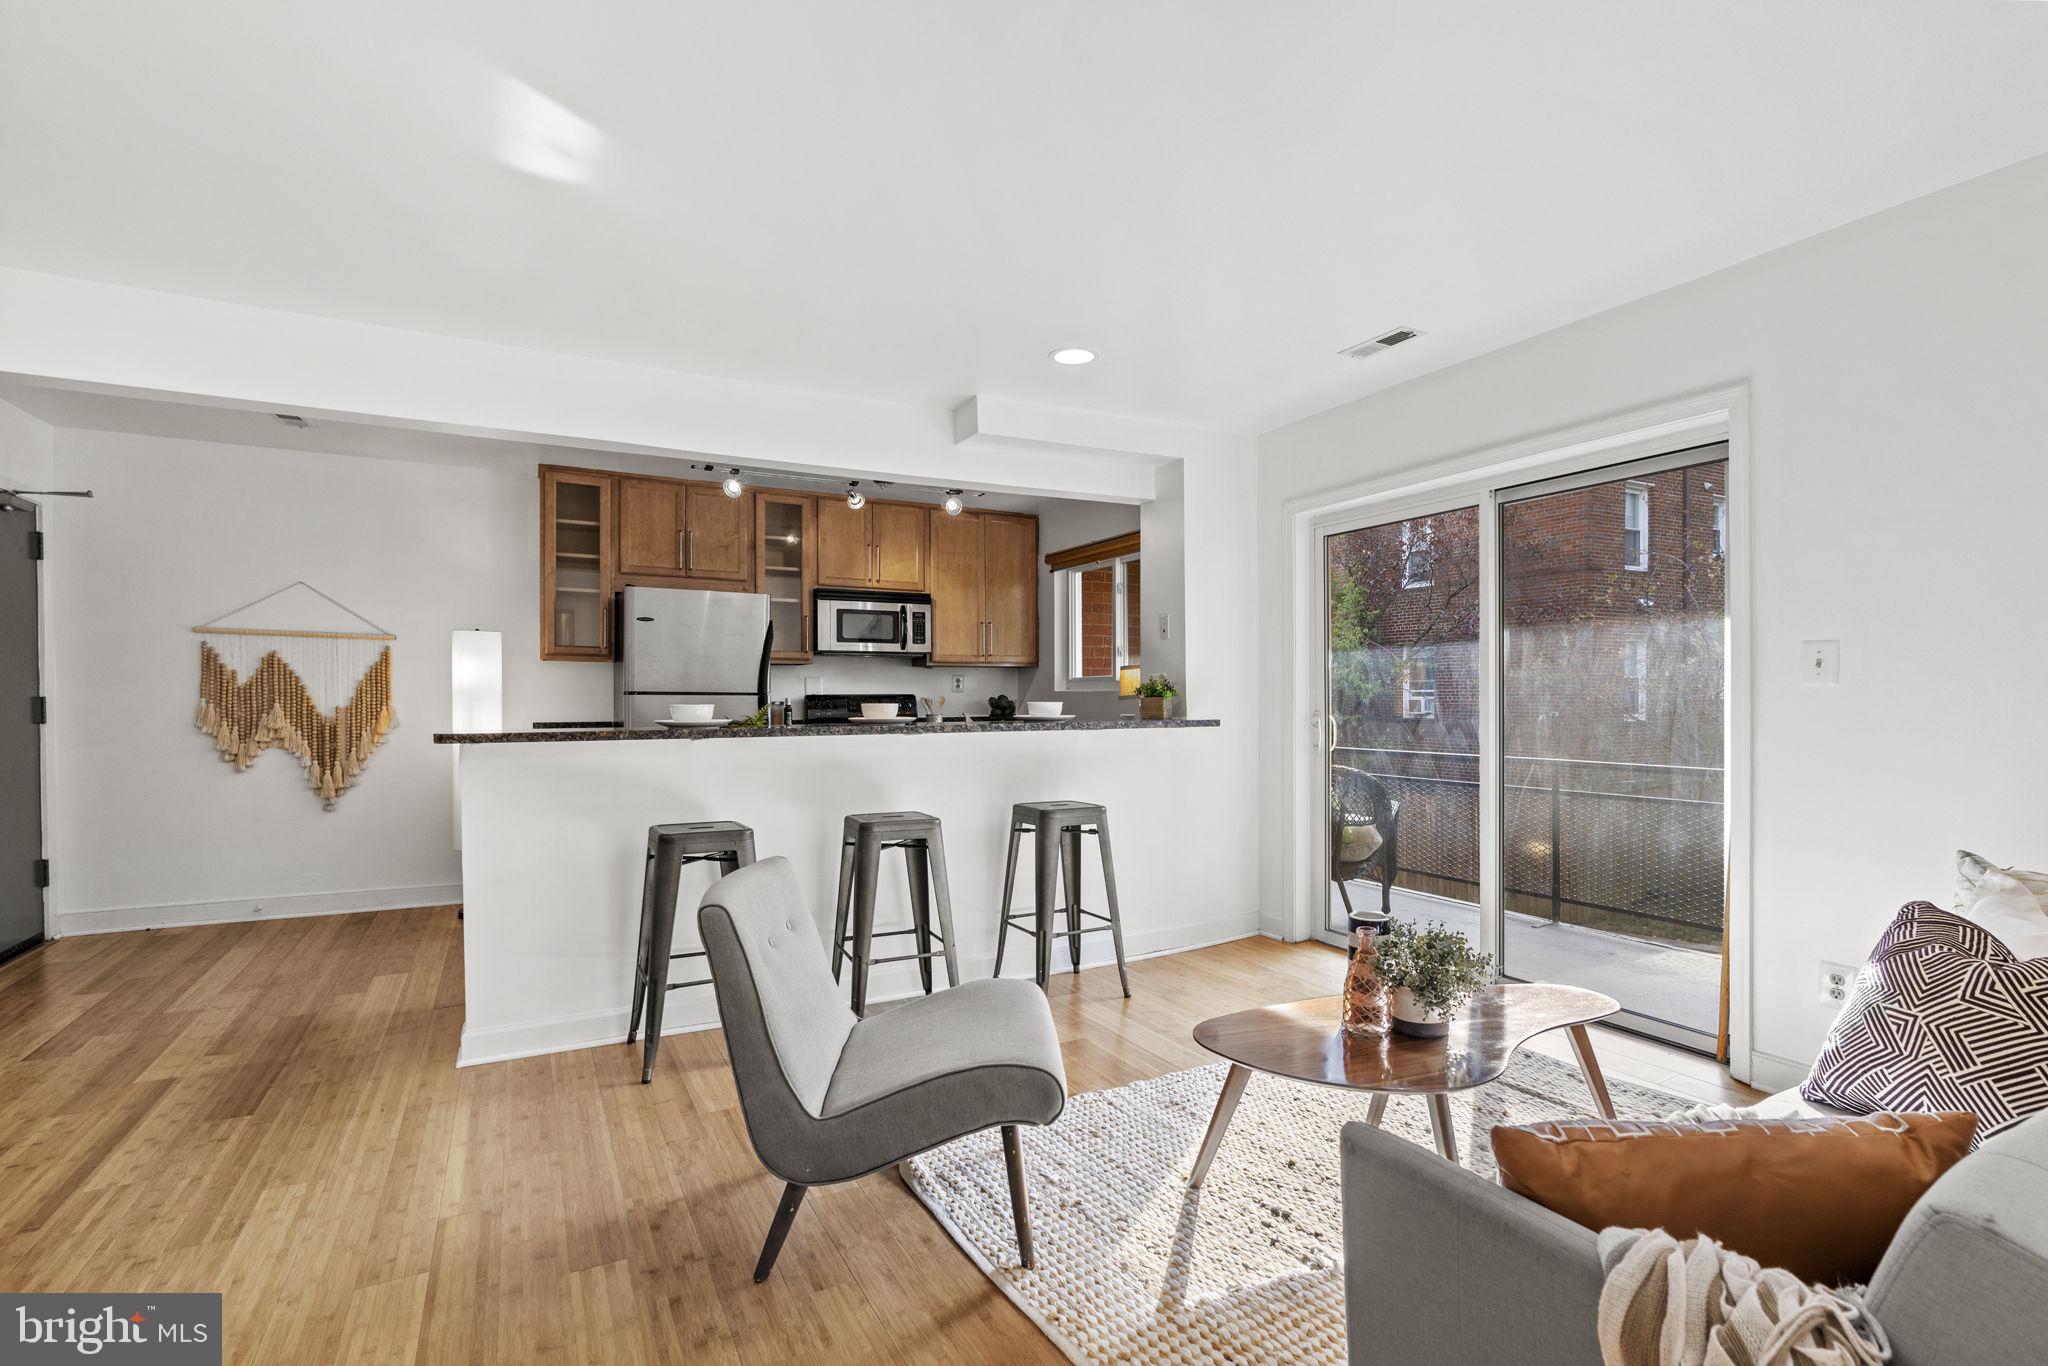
top-left (1322, 505), bottom-right (1481, 940)
top-left (1496, 445), bottom-right (1728, 1048)
top-left (1318, 441), bottom-right (1731, 1054)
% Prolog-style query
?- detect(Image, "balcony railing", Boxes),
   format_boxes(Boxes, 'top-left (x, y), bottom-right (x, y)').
top-left (1334, 745), bottom-right (1726, 947)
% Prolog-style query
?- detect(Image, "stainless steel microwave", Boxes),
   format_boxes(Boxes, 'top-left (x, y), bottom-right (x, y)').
top-left (814, 591), bottom-right (932, 656)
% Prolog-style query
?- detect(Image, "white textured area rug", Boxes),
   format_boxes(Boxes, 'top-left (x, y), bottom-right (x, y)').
top-left (902, 1052), bottom-right (1691, 1365)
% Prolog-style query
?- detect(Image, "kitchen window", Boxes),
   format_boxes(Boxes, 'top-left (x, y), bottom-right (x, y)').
top-left (1400, 520), bottom-right (1434, 588)
top-left (1623, 484), bottom-right (1650, 571)
top-left (1400, 645), bottom-right (1438, 719)
top-left (1065, 552), bottom-right (1141, 684)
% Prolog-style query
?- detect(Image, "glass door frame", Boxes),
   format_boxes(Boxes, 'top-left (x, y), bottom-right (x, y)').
top-left (1283, 387), bottom-right (1751, 1078)
top-left (1311, 489), bottom-right (1500, 976)
top-left (1489, 442), bottom-right (1733, 1052)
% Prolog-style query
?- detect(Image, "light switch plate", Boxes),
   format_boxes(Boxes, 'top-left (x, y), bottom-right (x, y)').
top-left (1802, 640), bottom-right (1840, 685)
top-left (1158, 612), bottom-right (1171, 642)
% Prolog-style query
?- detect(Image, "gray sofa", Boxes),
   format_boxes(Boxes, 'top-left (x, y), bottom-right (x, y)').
top-left (1340, 1110), bottom-right (2048, 1365)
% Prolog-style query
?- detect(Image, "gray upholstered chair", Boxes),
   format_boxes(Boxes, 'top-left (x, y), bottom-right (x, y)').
top-left (1339, 1109), bottom-right (2048, 1366)
top-left (697, 856), bottom-right (1067, 1281)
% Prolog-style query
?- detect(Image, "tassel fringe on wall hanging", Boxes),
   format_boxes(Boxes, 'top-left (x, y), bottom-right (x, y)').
top-left (192, 582), bottom-right (396, 810)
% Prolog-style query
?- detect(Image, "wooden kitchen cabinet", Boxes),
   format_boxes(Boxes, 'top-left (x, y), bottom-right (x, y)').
top-left (928, 509), bottom-right (1038, 666)
top-left (682, 482), bottom-right (751, 582)
top-left (982, 513), bottom-right (1038, 663)
top-left (816, 496), bottom-right (872, 587)
top-left (617, 477), bottom-right (683, 576)
top-left (755, 492), bottom-right (816, 662)
top-left (928, 510), bottom-right (985, 662)
top-left (816, 498), bottom-right (928, 591)
top-left (537, 464), bottom-right (1018, 663)
top-left (540, 467), bottom-right (615, 661)
top-left (617, 476), bottom-right (752, 583)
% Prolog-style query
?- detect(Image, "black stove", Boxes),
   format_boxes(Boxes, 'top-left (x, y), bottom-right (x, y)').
top-left (800, 692), bottom-right (918, 724)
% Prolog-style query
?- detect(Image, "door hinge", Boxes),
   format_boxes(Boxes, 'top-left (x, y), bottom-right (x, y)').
top-left (28, 531), bottom-right (43, 560)
top-left (31, 696), bottom-right (47, 725)
top-left (34, 858), bottom-right (49, 889)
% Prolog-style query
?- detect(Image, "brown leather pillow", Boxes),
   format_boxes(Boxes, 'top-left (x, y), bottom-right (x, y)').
top-left (1491, 1111), bottom-right (1976, 1285)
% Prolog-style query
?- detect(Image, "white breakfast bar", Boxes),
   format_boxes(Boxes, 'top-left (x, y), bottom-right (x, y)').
top-left (436, 718), bottom-right (1230, 1066)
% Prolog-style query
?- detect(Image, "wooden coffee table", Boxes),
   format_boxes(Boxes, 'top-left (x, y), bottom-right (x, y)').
top-left (1188, 983), bottom-right (1619, 1179)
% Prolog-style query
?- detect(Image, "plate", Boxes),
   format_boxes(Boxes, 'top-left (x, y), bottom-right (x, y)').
top-left (654, 718), bottom-right (731, 729)
top-left (973, 713), bottom-right (1068, 722)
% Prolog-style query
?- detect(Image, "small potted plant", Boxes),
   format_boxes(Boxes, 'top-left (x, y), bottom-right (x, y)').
top-left (1373, 920), bottom-right (1492, 1037)
top-left (1136, 673), bottom-right (1178, 720)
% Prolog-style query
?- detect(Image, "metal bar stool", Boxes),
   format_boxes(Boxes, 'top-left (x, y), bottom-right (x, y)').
top-left (993, 800), bottom-right (1130, 997)
top-left (627, 820), bottom-right (756, 1082)
top-left (829, 811), bottom-right (960, 1016)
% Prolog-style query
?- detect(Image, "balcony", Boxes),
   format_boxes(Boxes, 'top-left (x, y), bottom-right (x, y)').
top-left (1334, 746), bottom-right (1724, 1040)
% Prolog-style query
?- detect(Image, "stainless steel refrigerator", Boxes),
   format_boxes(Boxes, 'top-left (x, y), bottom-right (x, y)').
top-left (612, 586), bottom-right (772, 727)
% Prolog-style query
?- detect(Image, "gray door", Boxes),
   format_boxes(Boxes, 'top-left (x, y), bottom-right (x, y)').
top-left (0, 493), bottom-right (43, 961)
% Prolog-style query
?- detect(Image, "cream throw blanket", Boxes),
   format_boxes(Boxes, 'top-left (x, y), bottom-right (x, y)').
top-left (1596, 1228), bottom-right (1890, 1366)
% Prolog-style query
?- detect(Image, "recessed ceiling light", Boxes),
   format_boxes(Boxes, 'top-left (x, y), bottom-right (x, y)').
top-left (1049, 347), bottom-right (1097, 366)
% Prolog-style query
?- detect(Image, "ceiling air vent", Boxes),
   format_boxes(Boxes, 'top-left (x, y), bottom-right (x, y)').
top-left (1339, 327), bottom-right (1422, 360)
top-left (273, 413), bottom-right (311, 428)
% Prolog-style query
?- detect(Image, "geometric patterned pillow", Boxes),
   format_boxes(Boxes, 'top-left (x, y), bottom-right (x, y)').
top-left (1801, 901), bottom-right (2048, 1141)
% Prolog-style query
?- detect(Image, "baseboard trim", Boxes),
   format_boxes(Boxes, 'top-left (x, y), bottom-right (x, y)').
top-left (457, 914), bottom-right (1265, 1069)
top-left (52, 884), bottom-right (464, 938)
top-left (1745, 1049), bottom-right (1813, 1095)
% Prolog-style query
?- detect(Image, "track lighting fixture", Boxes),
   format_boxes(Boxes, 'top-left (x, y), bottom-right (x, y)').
top-left (721, 468), bottom-right (744, 498)
top-left (942, 490), bottom-right (964, 517)
top-left (846, 481), bottom-right (866, 511)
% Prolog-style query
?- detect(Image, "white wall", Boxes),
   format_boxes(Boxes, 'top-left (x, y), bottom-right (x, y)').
top-left (45, 428), bottom-right (613, 931)
top-left (1258, 152), bottom-right (2048, 1085)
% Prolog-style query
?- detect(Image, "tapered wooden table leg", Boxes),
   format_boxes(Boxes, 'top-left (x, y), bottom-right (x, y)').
top-left (1188, 1064), bottom-right (1252, 1187)
top-left (1365, 1092), bottom-right (1388, 1127)
top-left (1426, 1093), bottom-right (1459, 1164)
top-left (1567, 1024), bottom-right (1616, 1120)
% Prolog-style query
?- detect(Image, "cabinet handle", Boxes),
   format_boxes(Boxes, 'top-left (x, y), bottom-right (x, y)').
top-left (678, 529), bottom-right (687, 568)
top-left (801, 612), bottom-right (810, 655)
top-left (686, 528), bottom-right (696, 571)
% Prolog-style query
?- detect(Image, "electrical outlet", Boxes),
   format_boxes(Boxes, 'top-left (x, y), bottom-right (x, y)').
top-left (950, 674), bottom-right (967, 692)
top-left (1819, 961), bottom-right (1857, 1005)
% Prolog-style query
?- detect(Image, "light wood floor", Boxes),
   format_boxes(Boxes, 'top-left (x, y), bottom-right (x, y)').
top-left (0, 911), bottom-right (1761, 1365)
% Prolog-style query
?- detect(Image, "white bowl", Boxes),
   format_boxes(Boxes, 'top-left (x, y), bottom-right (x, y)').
top-left (1025, 701), bottom-right (1066, 718)
top-left (668, 703), bottom-right (716, 722)
top-left (859, 702), bottom-right (900, 720)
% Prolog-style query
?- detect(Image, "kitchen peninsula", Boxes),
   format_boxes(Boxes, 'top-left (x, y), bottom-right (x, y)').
top-left (437, 718), bottom-right (1229, 1065)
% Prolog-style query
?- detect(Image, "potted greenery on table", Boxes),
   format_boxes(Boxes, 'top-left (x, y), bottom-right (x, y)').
top-left (1136, 674), bottom-right (1178, 720)
top-left (1374, 919), bottom-right (1493, 1037)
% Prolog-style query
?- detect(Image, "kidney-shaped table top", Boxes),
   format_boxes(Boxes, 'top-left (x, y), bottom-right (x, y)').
top-left (1192, 983), bottom-right (1619, 1095)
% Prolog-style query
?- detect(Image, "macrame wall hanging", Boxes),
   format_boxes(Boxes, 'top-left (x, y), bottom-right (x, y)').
top-left (192, 582), bottom-right (396, 810)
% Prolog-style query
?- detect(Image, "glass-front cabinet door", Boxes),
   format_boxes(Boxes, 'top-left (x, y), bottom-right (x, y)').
top-left (541, 467), bottom-right (613, 660)
top-left (756, 493), bottom-right (815, 662)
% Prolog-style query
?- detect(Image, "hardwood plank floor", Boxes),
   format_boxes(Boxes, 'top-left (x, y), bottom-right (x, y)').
top-left (0, 912), bottom-right (1761, 1365)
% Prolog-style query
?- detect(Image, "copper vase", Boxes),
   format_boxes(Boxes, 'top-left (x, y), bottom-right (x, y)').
top-left (1341, 929), bottom-right (1389, 1037)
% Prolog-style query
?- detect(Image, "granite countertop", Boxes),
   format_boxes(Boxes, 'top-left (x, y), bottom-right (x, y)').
top-left (433, 717), bottom-right (1219, 744)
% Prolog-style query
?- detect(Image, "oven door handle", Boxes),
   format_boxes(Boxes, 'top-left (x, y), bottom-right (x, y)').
top-left (898, 605), bottom-right (909, 651)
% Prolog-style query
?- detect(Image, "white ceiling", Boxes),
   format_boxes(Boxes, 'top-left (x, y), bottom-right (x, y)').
top-left (4, 2), bottom-right (2046, 434)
